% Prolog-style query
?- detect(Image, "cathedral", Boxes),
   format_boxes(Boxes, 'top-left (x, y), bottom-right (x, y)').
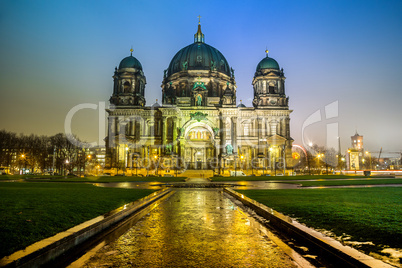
top-left (105, 21), bottom-right (293, 174)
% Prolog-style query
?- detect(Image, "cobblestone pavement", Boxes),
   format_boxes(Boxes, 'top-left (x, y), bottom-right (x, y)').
top-left (83, 189), bottom-right (298, 268)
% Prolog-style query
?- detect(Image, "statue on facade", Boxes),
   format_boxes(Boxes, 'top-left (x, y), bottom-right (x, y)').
top-left (196, 94), bottom-right (202, 106)
top-left (226, 144), bottom-right (233, 155)
top-left (165, 144), bottom-right (172, 154)
top-left (213, 127), bottom-right (219, 137)
top-left (178, 127), bottom-right (184, 137)
top-left (211, 60), bottom-right (216, 71)
top-left (182, 61), bottom-right (188, 71)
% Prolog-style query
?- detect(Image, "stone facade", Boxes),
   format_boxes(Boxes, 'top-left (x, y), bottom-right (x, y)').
top-left (105, 24), bottom-right (293, 174)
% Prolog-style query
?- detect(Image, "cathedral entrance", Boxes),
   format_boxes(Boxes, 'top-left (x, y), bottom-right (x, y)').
top-left (182, 124), bottom-right (215, 169)
top-left (195, 151), bottom-right (204, 170)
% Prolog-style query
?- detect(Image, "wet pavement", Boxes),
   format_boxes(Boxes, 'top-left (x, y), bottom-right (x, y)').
top-left (93, 180), bottom-right (300, 190)
top-left (81, 189), bottom-right (298, 267)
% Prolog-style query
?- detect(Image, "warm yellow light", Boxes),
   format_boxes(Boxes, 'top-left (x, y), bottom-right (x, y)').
top-left (21, 154), bottom-right (25, 158)
top-left (269, 147), bottom-right (273, 152)
top-left (87, 155), bottom-right (91, 159)
top-left (154, 155), bottom-right (158, 159)
top-left (365, 151), bottom-right (369, 154)
top-left (240, 155), bottom-right (244, 160)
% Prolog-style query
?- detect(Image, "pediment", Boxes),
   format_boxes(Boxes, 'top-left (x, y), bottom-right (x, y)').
top-left (267, 134), bottom-right (287, 145)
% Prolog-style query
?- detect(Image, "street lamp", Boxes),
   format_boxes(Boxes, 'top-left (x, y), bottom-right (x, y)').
top-left (65, 159), bottom-right (69, 176)
top-left (154, 154), bottom-right (159, 176)
top-left (240, 154), bottom-right (244, 173)
top-left (85, 155), bottom-right (91, 175)
top-left (365, 151), bottom-right (372, 170)
top-left (316, 153), bottom-right (323, 175)
top-left (20, 154), bottom-right (26, 174)
top-left (125, 146), bottom-right (129, 173)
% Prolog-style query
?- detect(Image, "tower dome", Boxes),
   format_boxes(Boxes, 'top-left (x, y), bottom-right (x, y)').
top-left (119, 55), bottom-right (143, 70)
top-left (166, 40), bottom-right (231, 77)
top-left (162, 20), bottom-right (236, 107)
top-left (256, 50), bottom-right (280, 71)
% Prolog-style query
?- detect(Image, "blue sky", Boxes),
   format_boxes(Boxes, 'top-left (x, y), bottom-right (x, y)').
top-left (1, 0), bottom-right (401, 155)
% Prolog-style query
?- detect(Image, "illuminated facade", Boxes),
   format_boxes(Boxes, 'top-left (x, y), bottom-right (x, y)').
top-left (105, 22), bottom-right (293, 173)
top-left (347, 132), bottom-right (364, 170)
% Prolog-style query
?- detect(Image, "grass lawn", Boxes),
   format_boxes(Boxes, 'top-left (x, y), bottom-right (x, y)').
top-left (291, 178), bottom-right (402, 187)
top-left (0, 182), bottom-right (155, 258)
top-left (237, 188), bottom-right (402, 252)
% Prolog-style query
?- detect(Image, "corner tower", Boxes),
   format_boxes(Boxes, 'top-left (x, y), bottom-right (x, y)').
top-left (252, 50), bottom-right (288, 109)
top-left (110, 49), bottom-right (146, 107)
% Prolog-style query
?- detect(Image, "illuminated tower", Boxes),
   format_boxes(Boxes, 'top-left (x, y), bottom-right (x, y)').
top-left (109, 49), bottom-right (146, 107)
top-left (351, 132), bottom-right (363, 150)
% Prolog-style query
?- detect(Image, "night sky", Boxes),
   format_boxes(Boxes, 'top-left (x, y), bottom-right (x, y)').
top-left (1, 0), bottom-right (401, 156)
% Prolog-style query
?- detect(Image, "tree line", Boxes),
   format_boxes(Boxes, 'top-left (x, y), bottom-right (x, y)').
top-left (0, 130), bottom-right (90, 175)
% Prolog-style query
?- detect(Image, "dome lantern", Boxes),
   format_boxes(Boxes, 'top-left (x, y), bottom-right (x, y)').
top-left (194, 16), bottom-right (205, 43)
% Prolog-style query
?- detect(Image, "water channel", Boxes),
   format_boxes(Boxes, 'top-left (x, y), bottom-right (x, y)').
top-left (78, 189), bottom-right (299, 267)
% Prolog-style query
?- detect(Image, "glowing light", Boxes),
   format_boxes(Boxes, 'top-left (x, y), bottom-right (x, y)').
top-left (292, 144), bottom-right (307, 158)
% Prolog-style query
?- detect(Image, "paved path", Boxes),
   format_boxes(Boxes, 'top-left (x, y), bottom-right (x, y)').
top-left (82, 189), bottom-right (299, 267)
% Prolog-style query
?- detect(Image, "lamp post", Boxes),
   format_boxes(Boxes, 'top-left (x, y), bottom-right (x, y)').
top-left (316, 153), bottom-right (323, 175)
top-left (240, 154), bottom-right (244, 174)
top-left (154, 154), bottom-right (159, 176)
top-left (20, 154), bottom-right (26, 175)
top-left (234, 154), bottom-right (237, 176)
top-left (85, 155), bottom-right (91, 175)
top-left (65, 159), bottom-right (69, 176)
top-left (124, 146), bottom-right (129, 174)
top-left (365, 151), bottom-right (372, 170)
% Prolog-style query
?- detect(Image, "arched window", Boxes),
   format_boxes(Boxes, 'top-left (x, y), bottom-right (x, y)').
top-left (123, 81), bottom-right (131, 93)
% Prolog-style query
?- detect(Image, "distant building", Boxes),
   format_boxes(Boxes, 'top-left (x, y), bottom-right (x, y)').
top-left (347, 132), bottom-right (364, 170)
top-left (351, 132), bottom-right (363, 150)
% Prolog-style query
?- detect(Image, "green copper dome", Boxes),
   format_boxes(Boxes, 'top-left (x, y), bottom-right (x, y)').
top-left (256, 55), bottom-right (280, 71)
top-left (119, 55), bottom-right (143, 70)
top-left (167, 24), bottom-right (231, 77)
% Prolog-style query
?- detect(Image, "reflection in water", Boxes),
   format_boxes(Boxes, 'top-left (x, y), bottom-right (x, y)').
top-left (93, 181), bottom-right (299, 190)
top-left (84, 189), bottom-right (297, 267)
top-left (93, 182), bottom-right (166, 190)
top-left (232, 181), bottom-right (300, 190)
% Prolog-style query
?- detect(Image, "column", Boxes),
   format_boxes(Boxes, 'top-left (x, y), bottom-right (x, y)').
top-left (131, 119), bottom-right (135, 136)
top-left (257, 118), bottom-right (263, 156)
top-left (232, 117), bottom-right (237, 154)
top-left (172, 117), bottom-right (177, 153)
top-left (162, 116), bottom-right (167, 146)
top-left (114, 117), bottom-right (119, 136)
top-left (220, 116), bottom-right (226, 155)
